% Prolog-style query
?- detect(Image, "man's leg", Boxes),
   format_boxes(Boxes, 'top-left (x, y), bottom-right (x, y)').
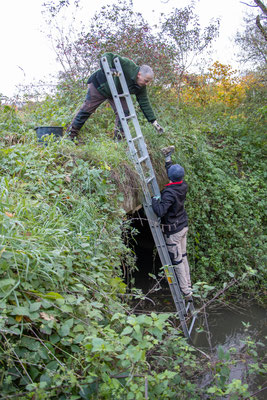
top-left (67, 83), bottom-right (106, 140)
top-left (165, 232), bottom-right (191, 296)
top-left (108, 97), bottom-right (129, 141)
top-left (179, 227), bottom-right (192, 289)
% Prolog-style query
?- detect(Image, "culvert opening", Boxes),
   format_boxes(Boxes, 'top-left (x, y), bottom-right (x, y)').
top-left (126, 207), bottom-right (176, 313)
top-left (128, 207), bottom-right (165, 292)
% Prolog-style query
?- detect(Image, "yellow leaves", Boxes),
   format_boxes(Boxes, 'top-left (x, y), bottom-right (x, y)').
top-left (181, 61), bottom-right (256, 108)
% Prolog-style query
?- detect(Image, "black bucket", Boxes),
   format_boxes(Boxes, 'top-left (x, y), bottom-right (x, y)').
top-left (35, 126), bottom-right (63, 144)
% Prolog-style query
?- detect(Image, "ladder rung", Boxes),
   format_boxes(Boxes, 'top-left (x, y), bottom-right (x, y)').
top-left (125, 114), bottom-right (135, 120)
top-left (186, 302), bottom-right (191, 313)
top-left (132, 135), bottom-right (142, 142)
top-left (145, 176), bottom-right (154, 184)
top-left (118, 93), bottom-right (129, 98)
top-left (137, 155), bottom-right (148, 163)
top-left (188, 313), bottom-right (198, 336)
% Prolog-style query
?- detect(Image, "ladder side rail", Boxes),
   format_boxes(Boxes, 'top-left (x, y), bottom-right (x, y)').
top-left (143, 204), bottom-right (189, 316)
top-left (101, 57), bottom-right (156, 201)
top-left (101, 56), bottom-right (140, 149)
top-left (144, 224), bottom-right (190, 335)
top-left (101, 57), bottom-right (152, 200)
top-left (113, 57), bottom-right (161, 197)
top-left (101, 58), bottom-right (134, 141)
top-left (140, 157), bottom-right (161, 196)
top-left (188, 313), bottom-right (198, 337)
top-left (113, 57), bottom-right (143, 129)
top-left (144, 202), bottom-right (197, 338)
top-left (102, 56), bottom-right (195, 339)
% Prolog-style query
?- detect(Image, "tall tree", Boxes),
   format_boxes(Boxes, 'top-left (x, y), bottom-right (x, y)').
top-left (45, 0), bottom-right (178, 86)
top-left (236, 0), bottom-right (267, 68)
top-left (43, 0), bottom-right (219, 92)
top-left (159, 3), bottom-right (219, 98)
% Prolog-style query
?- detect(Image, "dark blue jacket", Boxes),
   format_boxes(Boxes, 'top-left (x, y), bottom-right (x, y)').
top-left (152, 180), bottom-right (188, 235)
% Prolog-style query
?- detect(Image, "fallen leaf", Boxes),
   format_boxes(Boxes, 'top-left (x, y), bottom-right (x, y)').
top-left (40, 312), bottom-right (56, 321)
top-left (5, 212), bottom-right (14, 217)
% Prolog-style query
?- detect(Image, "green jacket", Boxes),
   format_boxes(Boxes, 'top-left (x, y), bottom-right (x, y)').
top-left (87, 52), bottom-right (156, 122)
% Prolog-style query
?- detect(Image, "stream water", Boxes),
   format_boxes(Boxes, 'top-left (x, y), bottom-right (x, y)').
top-left (133, 287), bottom-right (267, 399)
top-left (192, 301), bottom-right (267, 399)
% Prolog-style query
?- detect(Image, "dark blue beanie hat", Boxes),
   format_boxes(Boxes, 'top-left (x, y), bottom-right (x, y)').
top-left (167, 164), bottom-right (185, 182)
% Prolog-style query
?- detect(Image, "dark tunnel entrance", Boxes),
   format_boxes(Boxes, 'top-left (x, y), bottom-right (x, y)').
top-left (127, 207), bottom-right (175, 313)
top-left (129, 207), bottom-right (164, 292)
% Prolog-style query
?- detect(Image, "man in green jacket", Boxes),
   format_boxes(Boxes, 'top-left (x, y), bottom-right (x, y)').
top-left (67, 52), bottom-right (164, 141)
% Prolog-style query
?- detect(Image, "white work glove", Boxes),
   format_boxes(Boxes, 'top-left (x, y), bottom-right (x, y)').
top-left (152, 120), bottom-right (164, 133)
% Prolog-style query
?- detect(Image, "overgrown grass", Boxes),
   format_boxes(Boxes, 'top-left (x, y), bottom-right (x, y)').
top-left (0, 83), bottom-right (266, 398)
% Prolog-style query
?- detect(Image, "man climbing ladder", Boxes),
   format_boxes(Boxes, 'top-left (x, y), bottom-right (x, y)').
top-left (152, 146), bottom-right (193, 301)
top-left (101, 54), bottom-right (197, 338)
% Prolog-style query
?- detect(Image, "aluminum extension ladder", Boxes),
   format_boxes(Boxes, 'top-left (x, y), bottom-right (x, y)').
top-left (101, 56), bottom-right (197, 339)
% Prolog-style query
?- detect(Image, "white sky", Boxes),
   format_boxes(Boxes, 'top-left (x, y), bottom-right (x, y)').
top-left (0, 0), bottom-right (248, 98)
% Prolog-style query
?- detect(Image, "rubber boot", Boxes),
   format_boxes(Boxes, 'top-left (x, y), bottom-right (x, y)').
top-left (65, 125), bottom-right (79, 141)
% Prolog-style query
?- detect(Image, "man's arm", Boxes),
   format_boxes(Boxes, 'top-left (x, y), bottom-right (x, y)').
top-left (152, 192), bottom-right (174, 217)
top-left (136, 89), bottom-right (156, 122)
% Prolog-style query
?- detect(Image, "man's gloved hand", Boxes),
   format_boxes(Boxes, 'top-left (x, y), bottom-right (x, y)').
top-left (110, 68), bottom-right (120, 77)
top-left (152, 120), bottom-right (164, 133)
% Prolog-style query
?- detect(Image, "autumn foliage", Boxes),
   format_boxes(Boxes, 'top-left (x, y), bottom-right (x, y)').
top-left (181, 61), bottom-right (257, 107)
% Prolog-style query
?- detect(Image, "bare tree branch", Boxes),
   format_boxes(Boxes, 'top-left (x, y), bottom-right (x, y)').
top-left (254, 0), bottom-right (267, 16)
top-left (256, 14), bottom-right (267, 40)
top-left (240, 1), bottom-right (258, 7)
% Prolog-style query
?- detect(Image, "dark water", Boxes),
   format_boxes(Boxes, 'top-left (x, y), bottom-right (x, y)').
top-left (133, 289), bottom-right (267, 399)
top-left (191, 302), bottom-right (267, 350)
top-left (191, 301), bottom-right (267, 399)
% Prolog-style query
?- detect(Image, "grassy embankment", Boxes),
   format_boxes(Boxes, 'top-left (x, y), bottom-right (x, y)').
top-left (0, 84), bottom-right (266, 398)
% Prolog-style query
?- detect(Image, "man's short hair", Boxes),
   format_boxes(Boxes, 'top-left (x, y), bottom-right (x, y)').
top-left (139, 65), bottom-right (154, 79)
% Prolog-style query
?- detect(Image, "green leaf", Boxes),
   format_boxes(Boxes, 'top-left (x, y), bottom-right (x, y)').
top-left (226, 271), bottom-right (235, 278)
top-left (0, 278), bottom-right (15, 289)
top-left (40, 373), bottom-right (51, 387)
top-left (30, 302), bottom-right (42, 312)
top-left (44, 292), bottom-right (64, 300)
top-left (121, 336), bottom-right (132, 345)
top-left (121, 326), bottom-right (133, 336)
top-left (91, 337), bottom-right (105, 351)
top-left (91, 302), bottom-right (103, 309)
top-left (12, 306), bottom-right (30, 317)
top-left (59, 318), bottom-right (74, 337)
top-left (73, 334), bottom-right (85, 344)
top-left (207, 386), bottom-right (218, 394)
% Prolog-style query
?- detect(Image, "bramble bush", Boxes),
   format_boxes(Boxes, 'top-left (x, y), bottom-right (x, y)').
top-left (0, 53), bottom-right (266, 397)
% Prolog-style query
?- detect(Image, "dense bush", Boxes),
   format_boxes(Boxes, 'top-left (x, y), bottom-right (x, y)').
top-left (0, 64), bottom-right (266, 398)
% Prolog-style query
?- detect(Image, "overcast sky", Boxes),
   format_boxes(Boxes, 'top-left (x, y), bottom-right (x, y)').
top-left (0, 0), bottom-right (248, 98)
